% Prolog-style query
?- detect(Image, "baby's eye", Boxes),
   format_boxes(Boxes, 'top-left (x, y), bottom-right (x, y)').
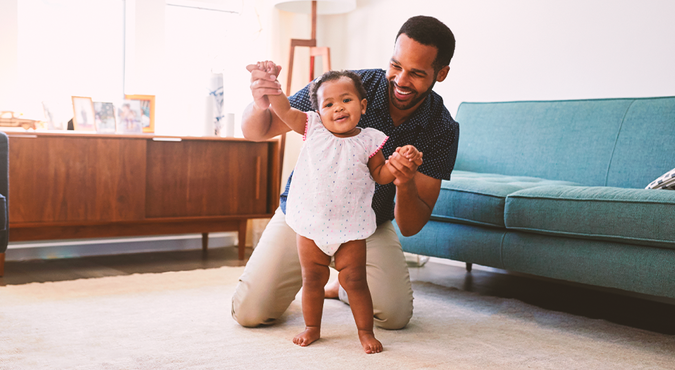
top-left (324, 103), bottom-right (333, 108)
top-left (343, 98), bottom-right (352, 103)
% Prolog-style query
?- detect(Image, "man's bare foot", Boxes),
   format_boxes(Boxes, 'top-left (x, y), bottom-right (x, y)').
top-left (293, 326), bottom-right (321, 347)
top-left (358, 330), bottom-right (383, 354)
top-left (324, 279), bottom-right (340, 299)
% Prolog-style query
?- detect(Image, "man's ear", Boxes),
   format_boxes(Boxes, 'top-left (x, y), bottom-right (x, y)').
top-left (361, 98), bottom-right (368, 114)
top-left (436, 65), bottom-right (450, 82)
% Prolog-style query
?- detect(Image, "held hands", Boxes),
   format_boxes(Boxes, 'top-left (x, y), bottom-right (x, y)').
top-left (386, 145), bottom-right (423, 186)
top-left (246, 60), bottom-right (283, 110)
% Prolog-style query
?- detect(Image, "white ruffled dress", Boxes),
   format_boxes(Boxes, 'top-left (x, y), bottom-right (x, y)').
top-left (286, 111), bottom-right (388, 256)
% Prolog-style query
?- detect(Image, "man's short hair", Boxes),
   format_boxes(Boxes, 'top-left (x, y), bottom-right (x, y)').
top-left (396, 15), bottom-right (456, 71)
top-left (309, 70), bottom-right (367, 111)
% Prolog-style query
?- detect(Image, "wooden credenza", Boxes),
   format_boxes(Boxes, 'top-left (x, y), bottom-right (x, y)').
top-left (6, 132), bottom-right (281, 260)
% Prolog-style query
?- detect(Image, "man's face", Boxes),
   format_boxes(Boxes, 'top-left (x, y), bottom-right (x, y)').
top-left (386, 34), bottom-right (448, 113)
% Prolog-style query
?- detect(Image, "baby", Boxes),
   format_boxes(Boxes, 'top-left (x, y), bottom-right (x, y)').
top-left (248, 61), bottom-right (422, 354)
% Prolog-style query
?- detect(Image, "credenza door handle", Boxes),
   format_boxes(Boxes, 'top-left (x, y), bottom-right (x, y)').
top-left (255, 156), bottom-right (261, 200)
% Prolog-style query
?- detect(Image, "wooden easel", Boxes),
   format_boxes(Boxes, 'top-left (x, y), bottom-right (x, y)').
top-left (279, 0), bottom-right (332, 188)
top-left (285, 0), bottom-right (332, 95)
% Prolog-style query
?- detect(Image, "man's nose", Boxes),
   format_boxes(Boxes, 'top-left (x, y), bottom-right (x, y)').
top-left (395, 71), bottom-right (411, 86)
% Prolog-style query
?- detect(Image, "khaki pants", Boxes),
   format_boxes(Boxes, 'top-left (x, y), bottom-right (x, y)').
top-left (231, 207), bottom-right (414, 330)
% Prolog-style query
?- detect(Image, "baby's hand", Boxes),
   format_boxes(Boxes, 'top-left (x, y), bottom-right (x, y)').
top-left (258, 61), bottom-right (281, 76)
top-left (246, 60), bottom-right (282, 77)
top-left (398, 145), bottom-right (423, 165)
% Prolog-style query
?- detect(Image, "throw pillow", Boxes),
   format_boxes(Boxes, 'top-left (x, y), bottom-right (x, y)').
top-left (646, 168), bottom-right (675, 190)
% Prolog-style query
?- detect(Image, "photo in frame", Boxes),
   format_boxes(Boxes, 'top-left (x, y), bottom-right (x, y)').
top-left (94, 102), bottom-right (117, 133)
top-left (117, 99), bottom-right (143, 134)
top-left (124, 94), bottom-right (155, 133)
top-left (71, 96), bottom-right (96, 131)
top-left (42, 101), bottom-right (65, 130)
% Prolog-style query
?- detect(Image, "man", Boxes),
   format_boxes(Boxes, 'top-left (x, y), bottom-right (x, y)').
top-left (232, 15), bottom-right (459, 330)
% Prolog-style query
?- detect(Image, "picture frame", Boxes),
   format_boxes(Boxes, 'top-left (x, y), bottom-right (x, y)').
top-left (94, 101), bottom-right (117, 133)
top-left (117, 99), bottom-right (143, 134)
top-left (71, 96), bottom-right (96, 131)
top-left (124, 94), bottom-right (155, 133)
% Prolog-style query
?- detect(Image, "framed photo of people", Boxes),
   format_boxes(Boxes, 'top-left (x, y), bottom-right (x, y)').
top-left (124, 94), bottom-right (155, 133)
top-left (117, 99), bottom-right (143, 134)
top-left (93, 101), bottom-right (117, 133)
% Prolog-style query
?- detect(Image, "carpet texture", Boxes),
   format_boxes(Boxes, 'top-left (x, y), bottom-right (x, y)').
top-left (0, 266), bottom-right (673, 369)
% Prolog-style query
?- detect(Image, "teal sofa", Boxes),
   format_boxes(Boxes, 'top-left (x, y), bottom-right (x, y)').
top-left (398, 97), bottom-right (675, 299)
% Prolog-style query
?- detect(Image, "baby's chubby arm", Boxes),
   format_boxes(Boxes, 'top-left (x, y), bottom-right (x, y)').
top-left (368, 145), bottom-right (423, 185)
top-left (246, 61), bottom-right (306, 135)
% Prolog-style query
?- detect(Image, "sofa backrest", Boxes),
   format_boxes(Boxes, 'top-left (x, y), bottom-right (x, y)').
top-left (454, 97), bottom-right (675, 188)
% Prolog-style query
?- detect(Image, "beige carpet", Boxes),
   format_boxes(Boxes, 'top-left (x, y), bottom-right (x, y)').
top-left (0, 267), bottom-right (673, 370)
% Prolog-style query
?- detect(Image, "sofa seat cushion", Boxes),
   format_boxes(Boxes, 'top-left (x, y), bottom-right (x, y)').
top-left (504, 185), bottom-right (675, 249)
top-left (432, 171), bottom-right (580, 227)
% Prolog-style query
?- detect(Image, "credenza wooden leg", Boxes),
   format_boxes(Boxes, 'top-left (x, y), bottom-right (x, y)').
top-left (202, 233), bottom-right (209, 252)
top-left (238, 220), bottom-right (248, 260)
top-left (0, 252), bottom-right (5, 277)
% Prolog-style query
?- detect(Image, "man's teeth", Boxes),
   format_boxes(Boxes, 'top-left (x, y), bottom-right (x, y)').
top-left (396, 87), bottom-right (412, 95)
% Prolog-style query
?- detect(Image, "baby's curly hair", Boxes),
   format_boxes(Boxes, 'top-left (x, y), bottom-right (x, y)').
top-left (309, 70), bottom-right (367, 111)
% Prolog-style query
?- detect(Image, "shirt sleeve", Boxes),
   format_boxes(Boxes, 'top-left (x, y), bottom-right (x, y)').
top-left (303, 111), bottom-right (322, 141)
top-left (288, 83), bottom-right (314, 112)
top-left (364, 128), bottom-right (389, 159)
top-left (417, 119), bottom-right (458, 181)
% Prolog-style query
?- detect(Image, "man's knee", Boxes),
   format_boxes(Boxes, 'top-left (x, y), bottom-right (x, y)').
top-left (374, 302), bottom-right (413, 330)
top-left (231, 295), bottom-right (278, 328)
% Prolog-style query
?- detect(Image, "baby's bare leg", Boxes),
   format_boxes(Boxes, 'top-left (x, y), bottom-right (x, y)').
top-left (334, 240), bottom-right (383, 354)
top-left (295, 235), bottom-right (332, 347)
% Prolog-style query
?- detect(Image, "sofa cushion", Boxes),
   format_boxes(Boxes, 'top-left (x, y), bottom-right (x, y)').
top-left (504, 185), bottom-right (675, 249)
top-left (432, 171), bottom-right (580, 227)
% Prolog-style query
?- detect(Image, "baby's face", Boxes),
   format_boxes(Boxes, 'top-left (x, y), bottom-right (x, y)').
top-left (316, 77), bottom-right (367, 138)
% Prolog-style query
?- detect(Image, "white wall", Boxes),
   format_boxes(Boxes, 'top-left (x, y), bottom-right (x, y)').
top-left (320, 0), bottom-right (675, 116)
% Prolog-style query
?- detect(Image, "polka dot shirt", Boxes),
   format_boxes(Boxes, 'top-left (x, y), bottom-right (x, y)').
top-left (281, 69), bottom-right (459, 225)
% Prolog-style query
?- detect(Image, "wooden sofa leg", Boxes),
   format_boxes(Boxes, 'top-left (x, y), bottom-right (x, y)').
top-left (0, 252), bottom-right (4, 277)
top-left (466, 263), bottom-right (473, 272)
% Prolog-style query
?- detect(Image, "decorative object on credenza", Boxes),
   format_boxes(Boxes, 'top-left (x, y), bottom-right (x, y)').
top-left (207, 73), bottom-right (224, 136)
top-left (94, 102), bottom-right (117, 133)
top-left (117, 99), bottom-right (143, 134)
top-left (124, 94), bottom-right (155, 133)
top-left (0, 111), bottom-right (41, 130)
top-left (71, 96), bottom-right (96, 131)
top-left (42, 101), bottom-right (65, 130)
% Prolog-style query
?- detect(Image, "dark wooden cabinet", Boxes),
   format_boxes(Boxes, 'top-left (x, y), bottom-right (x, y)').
top-left (7, 132), bottom-right (281, 259)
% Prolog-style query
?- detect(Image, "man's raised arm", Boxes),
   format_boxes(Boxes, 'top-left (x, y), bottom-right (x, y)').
top-left (241, 63), bottom-right (293, 141)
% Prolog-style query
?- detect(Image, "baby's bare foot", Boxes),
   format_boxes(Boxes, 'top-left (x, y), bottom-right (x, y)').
top-left (358, 330), bottom-right (383, 354)
top-left (293, 326), bottom-right (321, 347)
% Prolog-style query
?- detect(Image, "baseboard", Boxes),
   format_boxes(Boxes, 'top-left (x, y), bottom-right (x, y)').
top-left (6, 232), bottom-right (238, 261)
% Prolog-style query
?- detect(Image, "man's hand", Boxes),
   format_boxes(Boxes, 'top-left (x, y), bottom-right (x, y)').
top-left (246, 61), bottom-right (283, 110)
top-left (385, 146), bottom-right (423, 187)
